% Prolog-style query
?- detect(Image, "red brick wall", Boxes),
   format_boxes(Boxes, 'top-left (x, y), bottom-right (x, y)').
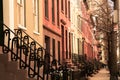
top-left (81, 1), bottom-right (95, 60)
top-left (43, 0), bottom-right (71, 63)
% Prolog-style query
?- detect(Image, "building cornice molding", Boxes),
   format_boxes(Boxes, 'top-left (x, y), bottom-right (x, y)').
top-left (43, 25), bottom-right (61, 37)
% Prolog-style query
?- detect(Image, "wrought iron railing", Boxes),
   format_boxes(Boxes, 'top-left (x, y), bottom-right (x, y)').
top-left (2, 23), bottom-right (44, 80)
top-left (1, 22), bottom-right (72, 80)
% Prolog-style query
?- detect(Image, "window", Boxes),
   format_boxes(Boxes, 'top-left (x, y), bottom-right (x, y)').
top-left (66, 30), bottom-right (68, 59)
top-left (77, 16), bottom-right (81, 31)
top-left (57, 0), bottom-right (60, 26)
top-left (58, 41), bottom-right (60, 64)
top-left (52, 39), bottom-right (55, 59)
top-left (65, 0), bottom-right (67, 16)
top-left (45, 0), bottom-right (49, 18)
top-left (77, 38), bottom-right (80, 54)
top-left (33, 0), bottom-right (39, 33)
top-left (52, 0), bottom-right (55, 23)
top-left (61, 0), bottom-right (64, 11)
top-left (77, 0), bottom-right (80, 8)
top-left (17, 0), bottom-right (26, 28)
top-left (68, 1), bottom-right (70, 19)
top-left (69, 32), bottom-right (71, 59)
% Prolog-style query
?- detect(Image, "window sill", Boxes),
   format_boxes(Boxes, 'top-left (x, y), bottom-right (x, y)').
top-left (52, 22), bottom-right (55, 25)
top-left (45, 17), bottom-right (49, 21)
top-left (33, 31), bottom-right (40, 35)
top-left (18, 24), bottom-right (27, 30)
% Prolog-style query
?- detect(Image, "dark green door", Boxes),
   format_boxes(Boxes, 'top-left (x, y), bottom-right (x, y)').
top-left (0, 0), bottom-right (3, 46)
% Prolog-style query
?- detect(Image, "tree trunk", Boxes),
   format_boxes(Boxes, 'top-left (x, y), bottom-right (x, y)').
top-left (108, 31), bottom-right (118, 80)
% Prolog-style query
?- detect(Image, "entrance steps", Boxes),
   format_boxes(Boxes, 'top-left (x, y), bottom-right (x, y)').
top-left (0, 47), bottom-right (37, 80)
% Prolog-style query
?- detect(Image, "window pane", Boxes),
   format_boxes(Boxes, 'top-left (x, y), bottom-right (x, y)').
top-left (45, 0), bottom-right (48, 18)
top-left (52, 0), bottom-right (55, 23)
top-left (61, 0), bottom-right (64, 11)
top-left (58, 41), bottom-right (60, 64)
top-left (17, 0), bottom-right (25, 27)
top-left (52, 39), bottom-right (55, 59)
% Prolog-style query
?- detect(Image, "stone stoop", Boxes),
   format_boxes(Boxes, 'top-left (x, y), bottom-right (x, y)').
top-left (26, 78), bottom-right (38, 80)
top-left (0, 53), bottom-right (8, 65)
top-left (0, 72), bottom-right (15, 80)
top-left (0, 47), bottom-right (37, 80)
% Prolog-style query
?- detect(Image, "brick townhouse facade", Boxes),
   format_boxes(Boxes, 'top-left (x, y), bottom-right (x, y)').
top-left (81, 1), bottom-right (97, 60)
top-left (43, 0), bottom-right (71, 65)
top-left (0, 0), bottom-right (100, 80)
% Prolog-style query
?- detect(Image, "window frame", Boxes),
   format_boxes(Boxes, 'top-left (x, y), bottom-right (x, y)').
top-left (33, 0), bottom-right (39, 34)
top-left (52, 38), bottom-right (55, 59)
top-left (45, 0), bottom-right (49, 19)
top-left (17, 0), bottom-right (26, 29)
top-left (61, 0), bottom-right (64, 11)
top-left (52, 0), bottom-right (55, 23)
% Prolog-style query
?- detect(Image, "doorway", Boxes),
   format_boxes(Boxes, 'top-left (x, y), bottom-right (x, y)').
top-left (44, 36), bottom-right (50, 80)
top-left (61, 25), bottom-right (64, 60)
top-left (45, 36), bottom-right (50, 54)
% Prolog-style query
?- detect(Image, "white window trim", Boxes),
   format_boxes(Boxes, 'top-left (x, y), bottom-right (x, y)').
top-left (33, 0), bottom-right (38, 15)
top-left (17, 0), bottom-right (21, 4)
top-left (33, 0), bottom-right (39, 33)
top-left (17, 0), bottom-right (25, 28)
top-left (33, 31), bottom-right (40, 35)
top-left (18, 24), bottom-right (27, 30)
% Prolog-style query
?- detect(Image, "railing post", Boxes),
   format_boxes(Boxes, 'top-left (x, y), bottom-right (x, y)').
top-left (28, 41), bottom-right (36, 78)
top-left (2, 29), bottom-right (10, 54)
top-left (11, 36), bottom-right (19, 61)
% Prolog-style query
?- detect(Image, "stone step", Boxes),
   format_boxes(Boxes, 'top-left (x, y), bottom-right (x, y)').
top-left (0, 57), bottom-right (27, 80)
top-left (0, 46), bottom-right (39, 80)
top-left (0, 63), bottom-right (5, 77)
top-left (0, 54), bottom-right (8, 65)
top-left (15, 69), bottom-right (27, 80)
top-left (0, 72), bottom-right (15, 80)
top-left (6, 61), bottom-right (18, 73)
top-left (0, 64), bottom-right (15, 80)
top-left (26, 78), bottom-right (37, 80)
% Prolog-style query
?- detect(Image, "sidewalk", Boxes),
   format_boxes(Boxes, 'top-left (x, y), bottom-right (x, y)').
top-left (87, 68), bottom-right (110, 80)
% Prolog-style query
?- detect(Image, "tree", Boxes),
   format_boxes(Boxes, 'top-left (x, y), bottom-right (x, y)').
top-left (82, 0), bottom-right (118, 80)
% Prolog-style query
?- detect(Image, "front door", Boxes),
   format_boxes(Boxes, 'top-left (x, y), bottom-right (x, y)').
top-left (61, 25), bottom-right (64, 60)
top-left (44, 36), bottom-right (50, 80)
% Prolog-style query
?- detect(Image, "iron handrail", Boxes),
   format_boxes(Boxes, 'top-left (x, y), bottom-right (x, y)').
top-left (14, 29), bottom-right (61, 66)
top-left (1, 22), bottom-right (68, 80)
top-left (1, 22), bottom-right (44, 80)
top-left (14, 29), bottom-right (45, 50)
top-left (3, 44), bottom-right (43, 79)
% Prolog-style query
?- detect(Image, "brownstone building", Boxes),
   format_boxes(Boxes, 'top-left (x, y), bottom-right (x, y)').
top-left (43, 0), bottom-right (71, 65)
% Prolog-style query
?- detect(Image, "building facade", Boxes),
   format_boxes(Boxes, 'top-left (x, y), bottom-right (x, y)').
top-left (0, 0), bottom-right (102, 80)
top-left (1, 0), bottom-right (44, 80)
top-left (81, 1), bottom-right (96, 61)
top-left (70, 0), bottom-right (83, 64)
top-left (2, 0), bottom-right (43, 46)
top-left (43, 0), bottom-right (71, 65)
